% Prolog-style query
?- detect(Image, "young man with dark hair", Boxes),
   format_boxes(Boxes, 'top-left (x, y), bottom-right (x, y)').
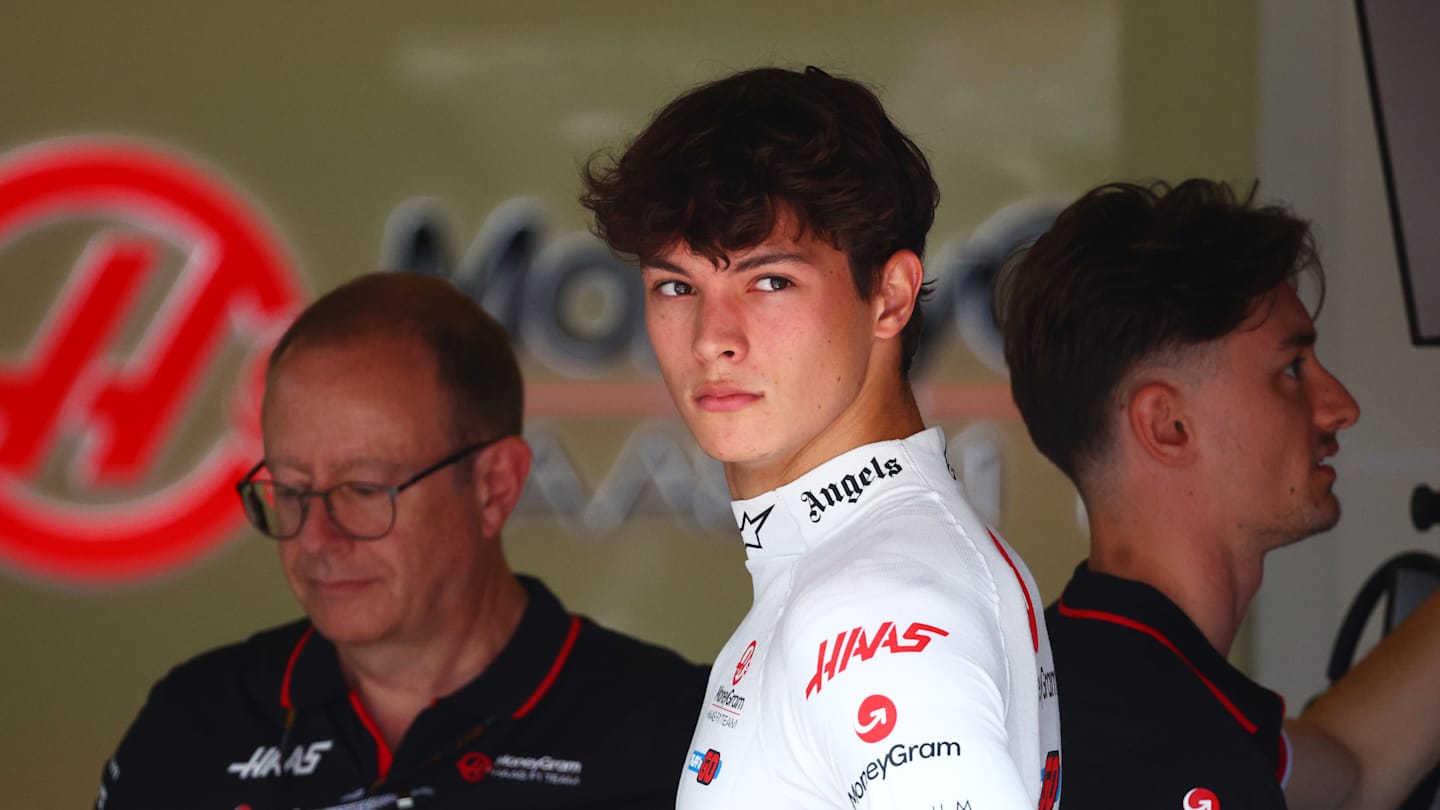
top-left (584, 66), bottom-right (1061, 809)
top-left (97, 272), bottom-right (707, 809)
top-left (997, 178), bottom-right (1440, 810)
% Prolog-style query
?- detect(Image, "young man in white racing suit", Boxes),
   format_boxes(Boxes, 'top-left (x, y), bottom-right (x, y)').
top-left (583, 65), bottom-right (1062, 809)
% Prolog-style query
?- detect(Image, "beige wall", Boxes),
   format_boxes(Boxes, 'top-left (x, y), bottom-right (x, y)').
top-left (0, 2), bottom-right (1256, 806)
top-left (1255, 0), bottom-right (1440, 709)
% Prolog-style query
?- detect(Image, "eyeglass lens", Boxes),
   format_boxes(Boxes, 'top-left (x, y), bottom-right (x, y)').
top-left (239, 481), bottom-right (397, 540)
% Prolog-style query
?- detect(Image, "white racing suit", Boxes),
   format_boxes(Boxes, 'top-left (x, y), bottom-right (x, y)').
top-left (677, 428), bottom-right (1062, 809)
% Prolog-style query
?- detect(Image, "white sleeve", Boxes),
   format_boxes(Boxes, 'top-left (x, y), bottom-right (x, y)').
top-left (778, 572), bottom-right (1036, 809)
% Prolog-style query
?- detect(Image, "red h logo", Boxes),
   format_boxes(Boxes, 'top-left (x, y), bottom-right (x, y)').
top-left (0, 139), bottom-right (303, 583)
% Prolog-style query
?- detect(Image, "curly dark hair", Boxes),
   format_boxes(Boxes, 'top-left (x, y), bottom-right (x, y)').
top-left (580, 66), bottom-right (940, 373)
top-left (994, 178), bottom-right (1322, 483)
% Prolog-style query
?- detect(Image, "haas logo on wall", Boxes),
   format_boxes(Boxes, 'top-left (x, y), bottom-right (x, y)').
top-left (0, 138), bottom-right (303, 584)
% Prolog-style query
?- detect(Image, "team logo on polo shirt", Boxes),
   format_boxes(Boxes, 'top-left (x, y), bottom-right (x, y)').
top-left (456, 752), bottom-right (493, 783)
top-left (226, 740), bottom-right (333, 779)
top-left (484, 753), bottom-right (583, 786)
top-left (853, 694), bottom-right (897, 743)
top-left (1184, 787), bottom-right (1219, 810)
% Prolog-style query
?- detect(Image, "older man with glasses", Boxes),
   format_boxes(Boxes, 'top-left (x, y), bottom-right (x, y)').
top-left (97, 272), bottom-right (708, 810)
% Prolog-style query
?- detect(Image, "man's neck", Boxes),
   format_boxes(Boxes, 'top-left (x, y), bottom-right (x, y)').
top-left (725, 381), bottom-right (924, 499)
top-left (335, 572), bottom-right (528, 749)
top-left (1086, 507), bottom-right (1265, 656)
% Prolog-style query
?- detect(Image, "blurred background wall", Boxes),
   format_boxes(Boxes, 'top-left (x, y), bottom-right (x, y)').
top-left (3, 2), bottom-right (1429, 807)
top-left (1254, 0), bottom-right (1440, 716)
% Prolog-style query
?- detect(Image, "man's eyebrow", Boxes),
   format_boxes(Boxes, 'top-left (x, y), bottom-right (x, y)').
top-left (733, 251), bottom-right (809, 272)
top-left (641, 251), bottom-right (811, 275)
top-left (1280, 329), bottom-right (1317, 350)
top-left (265, 456), bottom-right (404, 480)
top-left (641, 257), bottom-right (689, 275)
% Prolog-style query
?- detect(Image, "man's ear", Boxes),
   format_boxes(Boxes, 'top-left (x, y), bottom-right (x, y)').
top-left (874, 249), bottom-right (924, 340)
top-left (471, 436), bottom-right (533, 537)
top-left (1127, 381), bottom-right (1196, 466)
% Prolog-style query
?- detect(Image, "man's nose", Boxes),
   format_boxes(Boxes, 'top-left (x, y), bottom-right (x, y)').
top-left (692, 294), bottom-right (746, 362)
top-left (1315, 363), bottom-right (1360, 433)
top-left (293, 496), bottom-right (355, 552)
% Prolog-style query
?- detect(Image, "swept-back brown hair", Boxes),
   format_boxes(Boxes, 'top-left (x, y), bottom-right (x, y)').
top-left (994, 179), bottom-right (1321, 483)
top-left (268, 272), bottom-right (523, 441)
top-left (581, 66), bottom-right (939, 372)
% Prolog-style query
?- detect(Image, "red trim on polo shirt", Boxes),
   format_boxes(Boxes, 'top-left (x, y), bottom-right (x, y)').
top-left (272, 605), bottom-right (582, 783)
top-left (989, 529), bottom-right (1039, 652)
top-left (512, 615), bottom-right (581, 719)
top-left (280, 626), bottom-right (314, 711)
top-left (1276, 728), bottom-right (1292, 785)
top-left (1057, 599), bottom-right (1258, 734)
top-left (349, 690), bottom-right (394, 780)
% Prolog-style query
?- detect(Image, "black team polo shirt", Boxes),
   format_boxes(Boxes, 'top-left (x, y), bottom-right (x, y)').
top-left (1046, 563), bottom-right (1290, 810)
top-left (97, 576), bottom-right (709, 810)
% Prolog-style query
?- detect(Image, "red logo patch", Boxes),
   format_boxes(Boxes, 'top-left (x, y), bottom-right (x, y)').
top-left (733, 640), bottom-right (756, 686)
top-left (457, 752), bottom-right (493, 783)
top-left (854, 694), bottom-right (897, 743)
top-left (1038, 750), bottom-right (1061, 810)
top-left (0, 139), bottom-right (302, 584)
top-left (696, 749), bottom-right (722, 785)
top-left (1184, 787), bottom-right (1219, 810)
top-left (806, 621), bottom-right (949, 698)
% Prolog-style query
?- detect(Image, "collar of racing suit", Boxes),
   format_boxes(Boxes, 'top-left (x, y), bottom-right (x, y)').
top-left (729, 426), bottom-right (953, 560)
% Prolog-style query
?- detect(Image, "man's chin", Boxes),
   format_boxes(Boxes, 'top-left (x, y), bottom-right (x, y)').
top-left (1300, 497), bottom-right (1343, 539)
top-left (309, 614), bottom-right (390, 648)
top-left (1260, 499), bottom-right (1341, 550)
top-left (300, 597), bottom-right (392, 646)
top-left (690, 430), bottom-right (762, 465)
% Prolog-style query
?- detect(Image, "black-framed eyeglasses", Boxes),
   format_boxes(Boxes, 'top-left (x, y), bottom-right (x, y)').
top-left (235, 438), bottom-right (503, 541)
